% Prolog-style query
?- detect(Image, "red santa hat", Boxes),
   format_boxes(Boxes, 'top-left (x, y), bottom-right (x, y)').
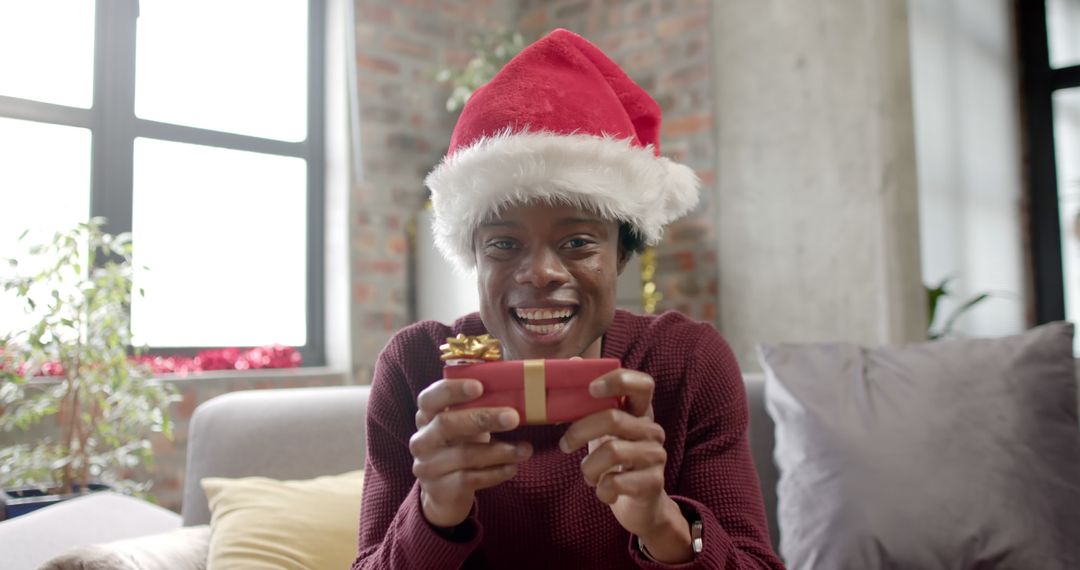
top-left (425, 28), bottom-right (700, 271)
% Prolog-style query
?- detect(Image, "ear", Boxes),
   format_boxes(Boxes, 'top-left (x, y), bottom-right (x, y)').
top-left (616, 245), bottom-right (631, 276)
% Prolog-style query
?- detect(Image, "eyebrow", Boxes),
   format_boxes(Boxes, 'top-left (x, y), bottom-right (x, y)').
top-left (478, 217), bottom-right (604, 229)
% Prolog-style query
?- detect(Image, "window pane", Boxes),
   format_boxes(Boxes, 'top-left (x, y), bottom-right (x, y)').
top-left (1054, 88), bottom-right (1080, 353)
top-left (0, 118), bottom-right (91, 337)
top-left (1048, 0), bottom-right (1080, 69)
top-left (0, 1), bottom-right (95, 108)
top-left (131, 139), bottom-right (307, 347)
top-left (135, 0), bottom-right (308, 141)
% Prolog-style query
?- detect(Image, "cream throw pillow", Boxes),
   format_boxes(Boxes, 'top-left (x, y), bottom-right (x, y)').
top-left (201, 470), bottom-right (364, 570)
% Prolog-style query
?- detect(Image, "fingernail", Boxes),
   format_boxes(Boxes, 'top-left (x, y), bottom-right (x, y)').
top-left (516, 444), bottom-right (531, 458)
top-left (498, 410), bottom-right (518, 428)
top-left (559, 438), bottom-right (570, 453)
top-left (588, 380), bottom-right (606, 397)
top-left (463, 381), bottom-right (481, 398)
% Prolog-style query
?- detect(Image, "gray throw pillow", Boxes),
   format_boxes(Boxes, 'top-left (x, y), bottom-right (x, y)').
top-left (759, 322), bottom-right (1080, 570)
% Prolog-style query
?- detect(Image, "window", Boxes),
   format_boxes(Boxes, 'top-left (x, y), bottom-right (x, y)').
top-left (1018, 1), bottom-right (1080, 352)
top-left (0, 0), bottom-right (326, 364)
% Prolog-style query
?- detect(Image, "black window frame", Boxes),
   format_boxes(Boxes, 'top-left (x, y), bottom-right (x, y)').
top-left (0, 0), bottom-right (327, 366)
top-left (1017, 0), bottom-right (1080, 325)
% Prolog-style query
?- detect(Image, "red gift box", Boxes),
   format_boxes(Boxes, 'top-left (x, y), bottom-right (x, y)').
top-left (445, 358), bottom-right (622, 425)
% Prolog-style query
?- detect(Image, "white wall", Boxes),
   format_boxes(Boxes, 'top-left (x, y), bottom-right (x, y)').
top-left (908, 0), bottom-right (1028, 338)
top-left (415, 208), bottom-right (480, 325)
top-left (712, 1), bottom-right (927, 370)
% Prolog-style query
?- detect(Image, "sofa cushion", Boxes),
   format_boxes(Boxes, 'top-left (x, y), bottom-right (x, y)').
top-left (39, 525), bottom-right (209, 570)
top-left (202, 470), bottom-right (364, 570)
top-left (759, 322), bottom-right (1080, 569)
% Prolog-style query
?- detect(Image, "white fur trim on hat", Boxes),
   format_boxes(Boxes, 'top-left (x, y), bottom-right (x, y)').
top-left (424, 130), bottom-right (700, 271)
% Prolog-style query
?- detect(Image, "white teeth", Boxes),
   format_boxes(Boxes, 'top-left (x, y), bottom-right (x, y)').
top-left (522, 321), bottom-right (567, 335)
top-left (514, 307), bottom-right (574, 321)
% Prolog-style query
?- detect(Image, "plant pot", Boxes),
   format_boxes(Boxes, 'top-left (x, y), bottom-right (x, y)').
top-left (0, 483), bottom-right (111, 521)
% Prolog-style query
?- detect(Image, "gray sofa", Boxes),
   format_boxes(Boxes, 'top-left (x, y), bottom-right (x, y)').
top-left (2, 375), bottom-right (780, 569)
top-left (180, 375), bottom-right (782, 546)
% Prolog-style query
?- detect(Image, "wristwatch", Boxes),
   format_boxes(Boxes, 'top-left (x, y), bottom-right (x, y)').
top-left (638, 513), bottom-right (703, 561)
top-left (690, 517), bottom-right (703, 554)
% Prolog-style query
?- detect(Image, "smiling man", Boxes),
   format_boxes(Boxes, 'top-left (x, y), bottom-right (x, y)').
top-left (352, 29), bottom-right (784, 570)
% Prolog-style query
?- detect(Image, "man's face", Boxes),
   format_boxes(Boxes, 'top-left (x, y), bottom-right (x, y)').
top-left (474, 202), bottom-right (626, 360)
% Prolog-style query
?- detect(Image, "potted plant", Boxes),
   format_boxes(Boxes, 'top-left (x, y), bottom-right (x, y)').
top-left (435, 27), bottom-right (526, 112)
top-left (926, 276), bottom-right (993, 340)
top-left (0, 218), bottom-right (176, 520)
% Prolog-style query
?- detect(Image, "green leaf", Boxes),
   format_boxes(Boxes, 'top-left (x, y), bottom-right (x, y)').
top-left (939, 292), bottom-right (992, 338)
top-left (925, 277), bottom-right (951, 329)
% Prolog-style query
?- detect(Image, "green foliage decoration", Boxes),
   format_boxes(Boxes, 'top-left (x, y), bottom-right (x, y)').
top-left (0, 218), bottom-right (176, 497)
top-left (435, 28), bottom-right (526, 112)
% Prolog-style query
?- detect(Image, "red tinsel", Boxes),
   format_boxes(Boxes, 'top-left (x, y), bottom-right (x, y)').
top-left (14, 345), bottom-right (303, 378)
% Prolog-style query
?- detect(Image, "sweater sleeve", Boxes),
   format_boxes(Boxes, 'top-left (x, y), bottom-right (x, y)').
top-left (628, 329), bottom-right (785, 570)
top-left (350, 341), bottom-right (484, 569)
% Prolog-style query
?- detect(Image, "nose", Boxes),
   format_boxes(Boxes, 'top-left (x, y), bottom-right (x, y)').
top-left (514, 247), bottom-right (570, 289)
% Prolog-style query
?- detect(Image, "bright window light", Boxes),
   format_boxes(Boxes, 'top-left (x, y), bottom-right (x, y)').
top-left (135, 0), bottom-right (308, 141)
top-left (1053, 88), bottom-right (1080, 354)
top-left (130, 138), bottom-right (307, 347)
top-left (0, 118), bottom-right (92, 337)
top-left (0, 0), bottom-right (96, 108)
top-left (1047, 0), bottom-right (1080, 69)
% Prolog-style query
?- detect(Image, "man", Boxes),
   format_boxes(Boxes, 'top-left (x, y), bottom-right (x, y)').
top-left (352, 29), bottom-right (783, 569)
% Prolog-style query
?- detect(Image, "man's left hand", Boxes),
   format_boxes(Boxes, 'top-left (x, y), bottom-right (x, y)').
top-left (559, 368), bottom-right (693, 563)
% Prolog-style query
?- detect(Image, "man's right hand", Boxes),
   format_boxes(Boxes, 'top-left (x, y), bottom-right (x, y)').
top-left (409, 378), bottom-right (532, 529)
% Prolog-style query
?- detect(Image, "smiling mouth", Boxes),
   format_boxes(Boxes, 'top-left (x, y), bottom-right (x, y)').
top-left (511, 306), bottom-right (578, 335)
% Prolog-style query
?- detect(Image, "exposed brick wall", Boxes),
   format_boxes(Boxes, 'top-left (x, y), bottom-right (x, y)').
top-left (349, 0), bottom-right (517, 382)
top-left (513, 0), bottom-right (720, 323)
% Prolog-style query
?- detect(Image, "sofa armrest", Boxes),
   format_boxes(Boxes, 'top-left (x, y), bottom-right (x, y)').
top-left (181, 385), bottom-right (370, 526)
top-left (0, 492), bottom-right (181, 570)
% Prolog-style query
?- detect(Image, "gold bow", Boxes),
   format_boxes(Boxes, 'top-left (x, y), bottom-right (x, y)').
top-left (439, 334), bottom-right (503, 362)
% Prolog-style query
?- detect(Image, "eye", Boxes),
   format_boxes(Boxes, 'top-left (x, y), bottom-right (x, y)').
top-left (563, 237), bottom-right (592, 249)
top-left (491, 239), bottom-right (517, 250)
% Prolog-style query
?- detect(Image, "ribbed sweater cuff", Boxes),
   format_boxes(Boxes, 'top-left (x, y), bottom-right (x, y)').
top-left (398, 482), bottom-right (483, 567)
top-left (628, 496), bottom-right (735, 569)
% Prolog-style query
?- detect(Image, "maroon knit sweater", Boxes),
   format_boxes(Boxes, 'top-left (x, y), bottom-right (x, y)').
top-left (352, 310), bottom-right (784, 569)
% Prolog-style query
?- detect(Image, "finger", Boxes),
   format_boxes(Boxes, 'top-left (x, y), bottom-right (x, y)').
top-left (416, 407), bottom-right (491, 439)
top-left (559, 409), bottom-right (664, 454)
top-left (595, 466), bottom-right (665, 505)
top-left (588, 369), bottom-right (654, 418)
top-left (410, 407), bottom-right (520, 456)
top-left (580, 439), bottom-right (666, 487)
top-left (417, 379), bottom-right (484, 416)
top-left (430, 463), bottom-right (521, 495)
top-left (588, 434), bottom-right (617, 454)
top-left (412, 441), bottom-right (533, 480)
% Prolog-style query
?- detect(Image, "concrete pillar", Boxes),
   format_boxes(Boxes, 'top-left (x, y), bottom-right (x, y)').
top-left (711, 1), bottom-right (927, 369)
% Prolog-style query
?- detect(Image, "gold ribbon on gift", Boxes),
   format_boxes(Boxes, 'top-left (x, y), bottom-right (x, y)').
top-left (522, 359), bottom-right (547, 425)
top-left (439, 334), bottom-right (503, 362)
